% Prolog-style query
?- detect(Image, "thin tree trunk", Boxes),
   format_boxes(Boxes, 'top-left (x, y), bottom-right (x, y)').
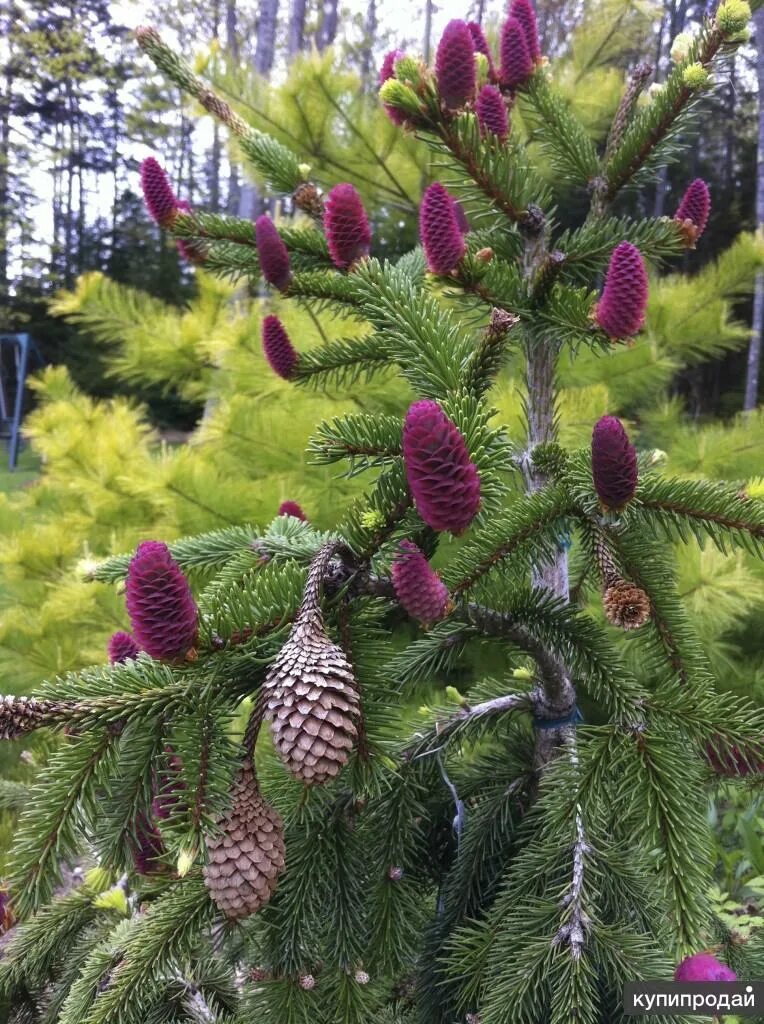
top-left (226, 0), bottom-right (240, 214)
top-left (360, 0), bottom-right (377, 91)
top-left (744, 7), bottom-right (764, 411)
top-left (0, 55), bottom-right (12, 313)
top-left (238, 0), bottom-right (279, 222)
top-left (208, 0), bottom-right (222, 213)
top-left (316, 0), bottom-right (339, 51)
top-left (288, 0), bottom-right (306, 56)
top-left (423, 0), bottom-right (434, 64)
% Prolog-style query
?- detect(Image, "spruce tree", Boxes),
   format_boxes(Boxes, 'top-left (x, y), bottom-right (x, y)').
top-left (2, 3), bottom-right (764, 1023)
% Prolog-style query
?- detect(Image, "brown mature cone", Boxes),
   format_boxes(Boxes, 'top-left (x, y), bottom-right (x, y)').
top-left (263, 610), bottom-right (360, 785)
top-left (603, 580), bottom-right (651, 631)
top-left (203, 763), bottom-right (286, 919)
top-left (0, 695), bottom-right (62, 739)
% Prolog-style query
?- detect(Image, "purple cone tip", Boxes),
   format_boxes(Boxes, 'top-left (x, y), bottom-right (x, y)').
top-left (675, 953), bottom-right (736, 983)
top-left (108, 631), bottom-right (141, 664)
top-left (278, 500), bottom-right (307, 521)
top-left (674, 178), bottom-right (711, 240)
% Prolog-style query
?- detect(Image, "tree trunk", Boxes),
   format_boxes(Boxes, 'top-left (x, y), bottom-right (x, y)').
top-left (316, 0), bottom-right (339, 51)
top-left (208, 0), bottom-right (222, 213)
top-left (288, 0), bottom-right (306, 56)
top-left (237, 0), bottom-right (279, 222)
top-left (360, 0), bottom-right (377, 91)
top-left (226, 0), bottom-right (240, 214)
top-left (423, 0), bottom-right (434, 64)
top-left (744, 7), bottom-right (764, 411)
top-left (0, 54), bottom-right (12, 315)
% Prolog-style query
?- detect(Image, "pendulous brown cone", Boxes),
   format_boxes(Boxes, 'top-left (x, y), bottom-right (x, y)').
top-left (264, 610), bottom-right (360, 785)
top-left (263, 543), bottom-right (360, 785)
top-left (203, 763), bottom-right (285, 919)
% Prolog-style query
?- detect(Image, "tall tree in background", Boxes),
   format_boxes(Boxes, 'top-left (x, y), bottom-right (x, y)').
top-left (745, 6), bottom-right (764, 411)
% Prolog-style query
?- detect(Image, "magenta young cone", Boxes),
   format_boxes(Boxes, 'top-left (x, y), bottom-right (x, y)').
top-left (675, 953), bottom-right (736, 982)
top-left (262, 315), bottom-right (298, 380)
top-left (591, 416), bottom-right (638, 511)
top-left (380, 49), bottom-right (407, 125)
top-left (500, 17), bottom-right (534, 88)
top-left (324, 184), bottom-right (372, 269)
top-left (108, 631), bottom-right (140, 664)
top-left (403, 400), bottom-right (481, 533)
top-left (420, 182), bottom-right (466, 274)
top-left (595, 241), bottom-right (648, 339)
top-left (435, 20), bottom-right (476, 108)
top-left (674, 178), bottom-right (710, 241)
top-left (278, 500), bottom-right (307, 520)
top-left (476, 85), bottom-right (509, 140)
top-left (468, 22), bottom-right (495, 77)
top-left (391, 540), bottom-right (450, 624)
top-left (131, 810), bottom-right (166, 875)
top-left (509, 0), bottom-right (541, 61)
top-left (140, 157), bottom-right (179, 228)
top-left (125, 541), bottom-right (199, 661)
top-left (255, 216), bottom-right (292, 291)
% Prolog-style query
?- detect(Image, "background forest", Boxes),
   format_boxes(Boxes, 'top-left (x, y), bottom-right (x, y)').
top-left (0, 0), bottom-right (763, 1015)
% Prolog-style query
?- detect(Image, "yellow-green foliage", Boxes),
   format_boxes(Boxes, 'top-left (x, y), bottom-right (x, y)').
top-left (0, 273), bottom-right (408, 688)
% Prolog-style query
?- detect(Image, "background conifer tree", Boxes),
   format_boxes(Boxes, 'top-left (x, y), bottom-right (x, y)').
top-left (1, 3), bottom-right (764, 1023)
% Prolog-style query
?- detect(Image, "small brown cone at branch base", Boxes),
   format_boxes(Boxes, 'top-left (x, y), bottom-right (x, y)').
top-left (0, 695), bottom-right (62, 740)
top-left (264, 611), bottom-right (360, 785)
top-left (203, 763), bottom-right (286, 919)
top-left (603, 580), bottom-right (651, 631)
top-left (293, 182), bottom-right (324, 219)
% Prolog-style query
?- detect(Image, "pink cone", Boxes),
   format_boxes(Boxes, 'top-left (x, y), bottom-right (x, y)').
top-left (595, 241), bottom-right (648, 339)
top-left (391, 540), bottom-right (450, 624)
top-left (324, 184), bottom-right (372, 269)
top-left (420, 182), bottom-right (466, 274)
top-left (262, 315), bottom-right (298, 380)
top-left (509, 0), bottom-right (541, 62)
top-left (140, 157), bottom-right (179, 228)
top-left (380, 49), bottom-right (408, 125)
top-left (125, 541), bottom-right (199, 661)
top-left (435, 20), bottom-right (476, 108)
top-left (403, 400), bottom-right (481, 533)
top-left (500, 17), bottom-right (534, 88)
top-left (255, 216), bottom-right (292, 291)
top-left (108, 631), bottom-right (140, 664)
top-left (591, 416), bottom-right (638, 511)
top-left (278, 500), bottom-right (307, 520)
top-left (476, 85), bottom-right (509, 140)
top-left (675, 953), bottom-right (736, 982)
top-left (674, 178), bottom-right (711, 241)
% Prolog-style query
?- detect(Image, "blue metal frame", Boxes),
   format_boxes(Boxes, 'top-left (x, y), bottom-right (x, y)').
top-left (0, 333), bottom-right (31, 470)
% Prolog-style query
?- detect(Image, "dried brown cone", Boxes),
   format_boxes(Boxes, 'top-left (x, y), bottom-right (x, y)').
top-left (294, 182), bottom-right (324, 219)
top-left (203, 762), bottom-right (286, 920)
top-left (263, 544), bottom-right (360, 785)
top-left (604, 61), bottom-right (653, 161)
top-left (0, 695), bottom-right (64, 740)
top-left (603, 580), bottom-right (651, 631)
